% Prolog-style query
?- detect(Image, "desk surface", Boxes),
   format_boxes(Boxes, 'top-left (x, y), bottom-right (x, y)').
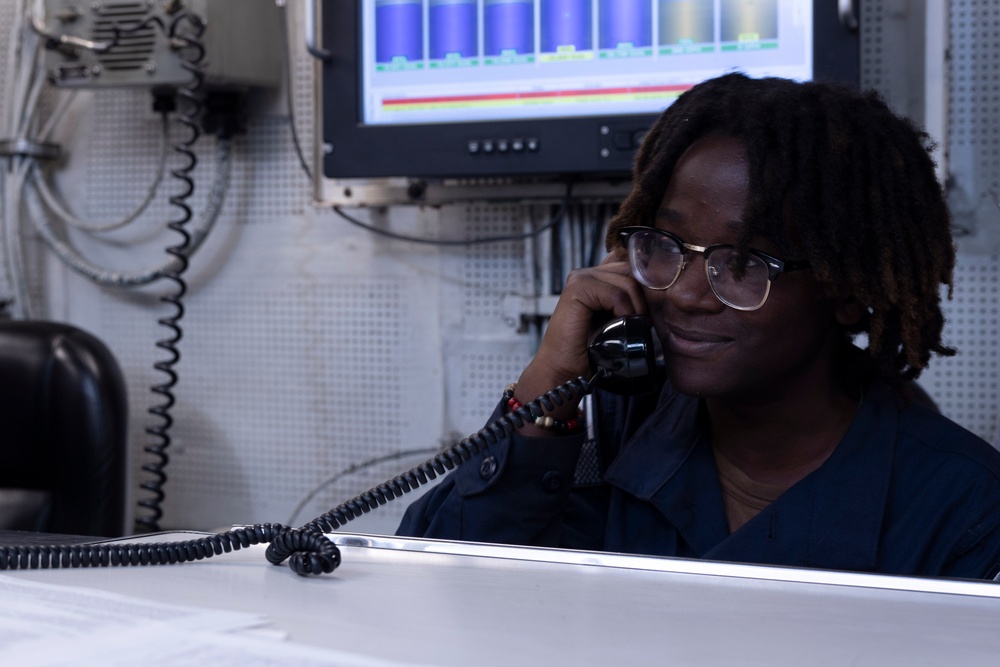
top-left (4, 531), bottom-right (1000, 665)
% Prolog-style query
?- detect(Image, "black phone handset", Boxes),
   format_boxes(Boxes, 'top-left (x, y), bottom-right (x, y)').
top-left (587, 314), bottom-right (657, 396)
top-left (0, 316), bottom-right (656, 577)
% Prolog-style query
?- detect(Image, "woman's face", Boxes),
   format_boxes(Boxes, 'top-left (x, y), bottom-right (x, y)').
top-left (644, 134), bottom-right (843, 404)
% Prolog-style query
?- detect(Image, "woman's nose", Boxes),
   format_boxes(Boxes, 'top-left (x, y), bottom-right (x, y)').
top-left (665, 254), bottom-right (723, 311)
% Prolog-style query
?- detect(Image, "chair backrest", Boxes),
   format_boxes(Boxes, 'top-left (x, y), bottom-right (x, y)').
top-left (0, 320), bottom-right (128, 537)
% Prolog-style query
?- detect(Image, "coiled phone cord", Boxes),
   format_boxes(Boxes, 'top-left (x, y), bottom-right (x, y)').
top-left (0, 374), bottom-right (601, 577)
top-left (134, 12), bottom-right (206, 533)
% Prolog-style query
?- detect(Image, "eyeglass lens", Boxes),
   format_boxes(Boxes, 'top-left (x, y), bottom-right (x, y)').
top-left (628, 230), bottom-right (770, 310)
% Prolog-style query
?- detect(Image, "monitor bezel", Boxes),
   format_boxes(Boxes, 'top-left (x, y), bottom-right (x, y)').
top-left (319, 0), bottom-right (859, 184)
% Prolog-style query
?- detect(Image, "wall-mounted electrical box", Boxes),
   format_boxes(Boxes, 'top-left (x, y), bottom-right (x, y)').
top-left (40, 0), bottom-right (284, 91)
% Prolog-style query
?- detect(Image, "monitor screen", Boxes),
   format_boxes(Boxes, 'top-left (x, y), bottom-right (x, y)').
top-left (320, 1), bottom-right (858, 183)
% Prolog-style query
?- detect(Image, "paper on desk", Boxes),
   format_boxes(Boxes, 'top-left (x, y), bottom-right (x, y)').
top-left (0, 574), bottom-right (424, 666)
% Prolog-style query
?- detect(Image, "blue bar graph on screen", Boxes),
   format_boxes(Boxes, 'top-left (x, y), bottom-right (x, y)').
top-left (329, 0), bottom-right (847, 181)
top-left (430, 0), bottom-right (478, 61)
top-left (600, 0), bottom-right (652, 50)
top-left (484, 0), bottom-right (534, 57)
top-left (375, 0), bottom-right (423, 65)
top-left (540, 0), bottom-right (592, 54)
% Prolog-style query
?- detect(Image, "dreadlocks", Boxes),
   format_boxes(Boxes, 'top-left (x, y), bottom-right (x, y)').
top-left (607, 72), bottom-right (955, 389)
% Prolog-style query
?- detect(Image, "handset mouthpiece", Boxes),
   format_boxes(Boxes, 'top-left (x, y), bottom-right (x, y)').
top-left (587, 315), bottom-right (657, 395)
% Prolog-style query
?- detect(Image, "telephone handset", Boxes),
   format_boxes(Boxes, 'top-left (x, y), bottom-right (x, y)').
top-left (587, 314), bottom-right (658, 396)
top-left (0, 316), bottom-right (660, 578)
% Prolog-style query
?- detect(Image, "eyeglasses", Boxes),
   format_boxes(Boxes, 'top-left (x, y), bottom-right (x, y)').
top-left (617, 226), bottom-right (810, 311)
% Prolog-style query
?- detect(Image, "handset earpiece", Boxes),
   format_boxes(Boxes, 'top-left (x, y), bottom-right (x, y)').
top-left (587, 315), bottom-right (657, 395)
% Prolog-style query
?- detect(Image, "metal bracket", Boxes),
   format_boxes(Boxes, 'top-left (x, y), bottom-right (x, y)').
top-left (0, 138), bottom-right (62, 161)
top-left (502, 294), bottom-right (561, 333)
top-left (839, 0), bottom-right (859, 32)
top-left (305, 0), bottom-right (331, 61)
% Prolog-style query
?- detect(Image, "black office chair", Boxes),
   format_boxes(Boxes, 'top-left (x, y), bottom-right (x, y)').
top-left (0, 320), bottom-right (128, 537)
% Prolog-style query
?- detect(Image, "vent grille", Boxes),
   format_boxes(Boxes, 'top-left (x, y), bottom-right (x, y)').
top-left (91, 2), bottom-right (157, 72)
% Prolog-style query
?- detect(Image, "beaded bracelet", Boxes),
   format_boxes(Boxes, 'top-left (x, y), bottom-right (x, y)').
top-left (502, 383), bottom-right (585, 434)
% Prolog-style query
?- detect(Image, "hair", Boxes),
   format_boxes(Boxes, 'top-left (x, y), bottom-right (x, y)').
top-left (606, 72), bottom-right (955, 389)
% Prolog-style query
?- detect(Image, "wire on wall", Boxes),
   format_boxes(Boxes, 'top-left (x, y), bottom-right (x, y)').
top-left (0, 0), bottom-right (45, 319)
top-left (25, 137), bottom-right (231, 287)
top-left (281, 1), bottom-right (311, 182)
top-left (331, 181), bottom-right (575, 246)
top-left (34, 112), bottom-right (170, 233)
top-left (286, 448), bottom-right (438, 526)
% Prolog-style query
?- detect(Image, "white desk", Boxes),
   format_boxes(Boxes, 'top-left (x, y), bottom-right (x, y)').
top-left (4, 531), bottom-right (1000, 665)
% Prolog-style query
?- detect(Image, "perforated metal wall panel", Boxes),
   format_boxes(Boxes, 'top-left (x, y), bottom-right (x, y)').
top-left (919, 0), bottom-right (1000, 444)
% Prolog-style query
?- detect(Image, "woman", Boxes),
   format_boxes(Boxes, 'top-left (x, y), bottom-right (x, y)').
top-left (398, 73), bottom-right (1000, 580)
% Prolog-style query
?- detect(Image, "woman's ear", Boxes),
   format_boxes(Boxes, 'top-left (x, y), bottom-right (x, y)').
top-left (835, 293), bottom-right (864, 327)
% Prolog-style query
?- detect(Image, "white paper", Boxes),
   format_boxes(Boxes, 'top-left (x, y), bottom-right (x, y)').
top-left (0, 574), bottom-right (424, 666)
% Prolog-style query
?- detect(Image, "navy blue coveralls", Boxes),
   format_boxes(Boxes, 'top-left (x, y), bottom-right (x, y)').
top-left (399, 379), bottom-right (1000, 580)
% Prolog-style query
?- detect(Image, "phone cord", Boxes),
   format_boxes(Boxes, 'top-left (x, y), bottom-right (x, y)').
top-left (0, 374), bottom-right (601, 577)
top-left (134, 12), bottom-right (206, 533)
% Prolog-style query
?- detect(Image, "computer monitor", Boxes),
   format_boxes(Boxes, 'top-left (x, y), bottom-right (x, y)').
top-left (317, 0), bottom-right (859, 201)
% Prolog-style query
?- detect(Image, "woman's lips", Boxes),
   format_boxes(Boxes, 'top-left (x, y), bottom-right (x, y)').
top-left (665, 325), bottom-right (733, 357)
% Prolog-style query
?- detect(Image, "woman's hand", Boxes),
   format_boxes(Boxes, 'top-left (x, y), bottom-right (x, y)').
top-left (513, 255), bottom-right (648, 423)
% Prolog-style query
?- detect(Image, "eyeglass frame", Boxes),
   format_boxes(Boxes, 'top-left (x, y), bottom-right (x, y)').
top-left (616, 226), bottom-right (811, 311)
